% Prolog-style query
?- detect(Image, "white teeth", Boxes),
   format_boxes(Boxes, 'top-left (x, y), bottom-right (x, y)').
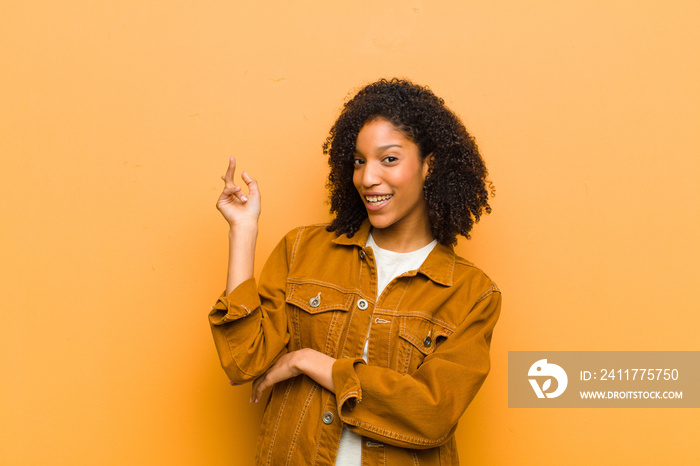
top-left (365, 194), bottom-right (393, 205)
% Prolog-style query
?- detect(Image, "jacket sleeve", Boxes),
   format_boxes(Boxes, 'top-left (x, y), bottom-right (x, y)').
top-left (208, 231), bottom-right (292, 384)
top-left (331, 285), bottom-right (501, 449)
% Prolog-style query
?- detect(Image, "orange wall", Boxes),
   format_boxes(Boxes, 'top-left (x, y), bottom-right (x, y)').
top-left (2, 1), bottom-right (698, 465)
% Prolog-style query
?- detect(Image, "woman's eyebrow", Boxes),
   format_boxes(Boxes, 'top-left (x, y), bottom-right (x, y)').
top-left (354, 144), bottom-right (401, 153)
top-left (353, 144), bottom-right (402, 156)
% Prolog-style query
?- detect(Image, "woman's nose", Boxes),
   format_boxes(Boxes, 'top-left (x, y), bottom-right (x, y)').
top-left (361, 161), bottom-right (381, 187)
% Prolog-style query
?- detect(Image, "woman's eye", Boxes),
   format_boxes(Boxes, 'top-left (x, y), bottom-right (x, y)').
top-left (353, 158), bottom-right (365, 166)
top-left (383, 156), bottom-right (398, 163)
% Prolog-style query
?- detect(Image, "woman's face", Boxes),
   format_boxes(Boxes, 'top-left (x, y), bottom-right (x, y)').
top-left (353, 118), bottom-right (431, 240)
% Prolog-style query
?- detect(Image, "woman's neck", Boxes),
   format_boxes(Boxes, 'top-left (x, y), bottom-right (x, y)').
top-left (370, 221), bottom-right (435, 253)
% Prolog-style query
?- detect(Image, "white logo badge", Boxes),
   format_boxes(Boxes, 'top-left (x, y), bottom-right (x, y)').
top-left (528, 359), bottom-right (568, 398)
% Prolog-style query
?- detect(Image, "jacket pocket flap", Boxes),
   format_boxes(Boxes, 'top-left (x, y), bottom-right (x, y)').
top-left (286, 282), bottom-right (354, 314)
top-left (398, 315), bottom-right (454, 356)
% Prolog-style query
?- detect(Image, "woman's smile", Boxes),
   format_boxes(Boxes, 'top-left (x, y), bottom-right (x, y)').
top-left (364, 193), bottom-right (393, 208)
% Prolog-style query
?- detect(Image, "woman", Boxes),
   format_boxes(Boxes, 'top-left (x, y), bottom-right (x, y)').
top-left (209, 78), bottom-right (501, 465)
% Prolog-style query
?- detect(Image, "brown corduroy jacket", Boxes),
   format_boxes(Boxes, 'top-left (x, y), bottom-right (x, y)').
top-left (209, 221), bottom-right (501, 465)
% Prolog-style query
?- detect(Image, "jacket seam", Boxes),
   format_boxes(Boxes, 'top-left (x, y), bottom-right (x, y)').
top-left (386, 309), bottom-right (394, 369)
top-left (338, 305), bottom-right (356, 358)
top-left (448, 254), bottom-right (455, 285)
top-left (344, 418), bottom-right (451, 447)
top-left (381, 279), bottom-right (409, 368)
top-left (289, 226), bottom-right (305, 268)
top-left (311, 395), bottom-right (337, 466)
top-left (411, 449), bottom-right (420, 465)
top-left (324, 311), bottom-right (340, 355)
top-left (286, 381), bottom-right (318, 465)
top-left (475, 285), bottom-right (500, 305)
top-left (400, 344), bottom-right (412, 374)
top-left (291, 305), bottom-right (301, 349)
top-left (392, 277), bottom-right (411, 316)
top-left (266, 379), bottom-right (295, 466)
top-left (287, 277), bottom-right (356, 292)
top-left (373, 310), bottom-right (457, 331)
top-left (286, 278), bottom-right (376, 303)
top-left (454, 259), bottom-right (499, 287)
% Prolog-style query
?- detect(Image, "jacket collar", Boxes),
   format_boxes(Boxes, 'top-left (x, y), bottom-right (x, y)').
top-left (332, 220), bottom-right (455, 286)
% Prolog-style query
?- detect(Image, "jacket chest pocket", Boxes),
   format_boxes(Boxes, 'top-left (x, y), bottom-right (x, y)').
top-left (286, 282), bottom-right (353, 354)
top-left (395, 315), bottom-right (454, 375)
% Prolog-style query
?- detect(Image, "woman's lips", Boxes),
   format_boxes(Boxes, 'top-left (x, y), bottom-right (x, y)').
top-left (364, 194), bottom-right (393, 211)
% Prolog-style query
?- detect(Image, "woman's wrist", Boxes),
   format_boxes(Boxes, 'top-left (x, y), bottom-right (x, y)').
top-left (295, 348), bottom-right (336, 393)
top-left (294, 348), bottom-right (315, 373)
top-left (225, 223), bottom-right (257, 295)
top-left (228, 221), bottom-right (258, 237)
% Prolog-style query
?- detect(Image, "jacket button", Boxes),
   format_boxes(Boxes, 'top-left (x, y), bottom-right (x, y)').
top-left (322, 411), bottom-right (334, 424)
top-left (309, 296), bottom-right (321, 308)
top-left (359, 250), bottom-right (366, 260)
top-left (357, 299), bottom-right (368, 310)
top-left (423, 336), bottom-right (432, 347)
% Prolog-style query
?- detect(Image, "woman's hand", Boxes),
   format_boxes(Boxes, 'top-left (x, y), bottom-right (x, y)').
top-left (250, 349), bottom-right (337, 402)
top-left (250, 352), bottom-right (302, 403)
top-left (216, 157), bottom-right (261, 229)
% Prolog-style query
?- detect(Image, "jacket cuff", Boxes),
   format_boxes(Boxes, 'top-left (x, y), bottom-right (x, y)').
top-left (332, 357), bottom-right (366, 415)
top-left (208, 277), bottom-right (262, 325)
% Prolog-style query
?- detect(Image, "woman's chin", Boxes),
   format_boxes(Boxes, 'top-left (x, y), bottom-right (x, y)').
top-left (366, 216), bottom-right (394, 231)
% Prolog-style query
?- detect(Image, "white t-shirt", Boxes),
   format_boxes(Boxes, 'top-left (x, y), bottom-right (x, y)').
top-left (335, 233), bottom-right (437, 466)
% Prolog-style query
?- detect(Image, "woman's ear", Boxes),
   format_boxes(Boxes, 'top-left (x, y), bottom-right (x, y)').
top-left (422, 153), bottom-right (434, 180)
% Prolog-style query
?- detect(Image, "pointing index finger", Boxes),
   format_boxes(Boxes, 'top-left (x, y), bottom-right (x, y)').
top-left (223, 157), bottom-right (236, 183)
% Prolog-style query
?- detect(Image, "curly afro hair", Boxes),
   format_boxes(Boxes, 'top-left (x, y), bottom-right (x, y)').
top-left (324, 78), bottom-right (494, 245)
